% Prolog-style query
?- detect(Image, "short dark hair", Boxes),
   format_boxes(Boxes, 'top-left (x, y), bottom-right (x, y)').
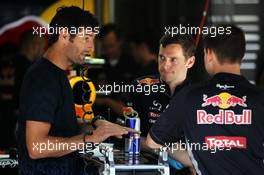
top-left (48, 6), bottom-right (99, 47)
top-left (159, 34), bottom-right (196, 58)
top-left (204, 25), bottom-right (245, 63)
top-left (98, 23), bottom-right (122, 40)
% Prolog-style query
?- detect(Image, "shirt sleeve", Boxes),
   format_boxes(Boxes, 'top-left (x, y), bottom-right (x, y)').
top-left (149, 88), bottom-right (188, 145)
top-left (20, 71), bottom-right (59, 124)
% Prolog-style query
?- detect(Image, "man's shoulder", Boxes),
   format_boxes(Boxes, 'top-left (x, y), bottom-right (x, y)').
top-left (22, 58), bottom-right (64, 91)
top-left (28, 58), bottom-right (52, 71)
top-left (241, 80), bottom-right (264, 103)
top-left (25, 58), bottom-right (62, 81)
top-left (172, 80), bottom-right (209, 100)
top-left (175, 76), bottom-right (264, 102)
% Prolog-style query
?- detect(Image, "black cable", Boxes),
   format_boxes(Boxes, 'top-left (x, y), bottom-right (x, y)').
top-left (80, 65), bottom-right (96, 175)
top-left (82, 0), bottom-right (85, 12)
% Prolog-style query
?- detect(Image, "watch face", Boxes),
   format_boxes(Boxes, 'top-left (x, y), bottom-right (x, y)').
top-left (92, 116), bottom-right (106, 128)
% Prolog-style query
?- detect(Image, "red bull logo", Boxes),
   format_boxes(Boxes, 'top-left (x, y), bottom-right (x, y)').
top-left (138, 78), bottom-right (160, 85)
top-left (197, 109), bottom-right (252, 125)
top-left (205, 136), bottom-right (247, 149)
top-left (202, 95), bottom-right (222, 107)
top-left (202, 92), bottom-right (247, 109)
top-left (226, 96), bottom-right (247, 107)
top-left (199, 93), bottom-right (251, 125)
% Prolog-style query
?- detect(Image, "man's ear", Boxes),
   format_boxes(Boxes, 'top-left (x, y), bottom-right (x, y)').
top-left (58, 28), bottom-right (69, 43)
top-left (186, 56), bottom-right (195, 69)
top-left (206, 48), bottom-right (214, 62)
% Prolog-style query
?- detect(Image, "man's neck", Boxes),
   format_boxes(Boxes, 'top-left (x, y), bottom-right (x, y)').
top-left (43, 45), bottom-right (69, 70)
top-left (167, 77), bottom-right (186, 96)
top-left (212, 63), bottom-right (241, 75)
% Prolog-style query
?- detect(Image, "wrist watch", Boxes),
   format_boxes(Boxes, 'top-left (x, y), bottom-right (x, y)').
top-left (82, 130), bottom-right (96, 152)
top-left (83, 130), bottom-right (93, 143)
top-left (91, 115), bottom-right (106, 129)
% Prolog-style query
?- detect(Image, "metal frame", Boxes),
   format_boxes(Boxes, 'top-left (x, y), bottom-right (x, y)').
top-left (99, 146), bottom-right (170, 175)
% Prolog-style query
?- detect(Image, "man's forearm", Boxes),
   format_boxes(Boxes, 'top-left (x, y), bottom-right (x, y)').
top-left (27, 134), bottom-right (95, 159)
top-left (146, 133), bottom-right (194, 170)
top-left (28, 118), bottom-right (133, 159)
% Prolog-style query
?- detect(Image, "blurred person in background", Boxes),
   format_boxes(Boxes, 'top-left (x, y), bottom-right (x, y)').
top-left (13, 29), bottom-right (46, 115)
top-left (89, 24), bottom-right (138, 122)
top-left (129, 30), bottom-right (159, 77)
top-left (97, 23), bottom-right (138, 83)
top-left (0, 43), bottom-right (18, 149)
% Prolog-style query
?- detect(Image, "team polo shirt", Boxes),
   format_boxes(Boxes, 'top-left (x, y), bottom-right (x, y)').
top-left (150, 73), bottom-right (264, 175)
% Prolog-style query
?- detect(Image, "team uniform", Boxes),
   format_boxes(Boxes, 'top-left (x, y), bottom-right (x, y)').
top-left (130, 74), bottom-right (188, 136)
top-left (150, 73), bottom-right (264, 175)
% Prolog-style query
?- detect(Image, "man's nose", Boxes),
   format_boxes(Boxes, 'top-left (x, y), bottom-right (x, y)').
top-left (86, 41), bottom-right (94, 53)
top-left (162, 58), bottom-right (171, 70)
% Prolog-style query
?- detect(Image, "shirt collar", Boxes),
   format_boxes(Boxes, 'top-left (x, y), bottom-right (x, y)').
top-left (160, 77), bottom-right (190, 97)
top-left (212, 72), bottom-right (247, 83)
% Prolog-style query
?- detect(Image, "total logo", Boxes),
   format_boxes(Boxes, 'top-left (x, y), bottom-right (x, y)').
top-left (202, 92), bottom-right (247, 109)
top-left (205, 136), bottom-right (247, 149)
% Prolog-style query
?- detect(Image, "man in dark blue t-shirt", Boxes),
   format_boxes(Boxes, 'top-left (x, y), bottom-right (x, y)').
top-left (146, 25), bottom-right (264, 175)
top-left (17, 6), bottom-right (133, 175)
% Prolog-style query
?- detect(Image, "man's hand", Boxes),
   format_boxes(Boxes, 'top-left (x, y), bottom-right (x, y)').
top-left (86, 120), bottom-right (136, 143)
